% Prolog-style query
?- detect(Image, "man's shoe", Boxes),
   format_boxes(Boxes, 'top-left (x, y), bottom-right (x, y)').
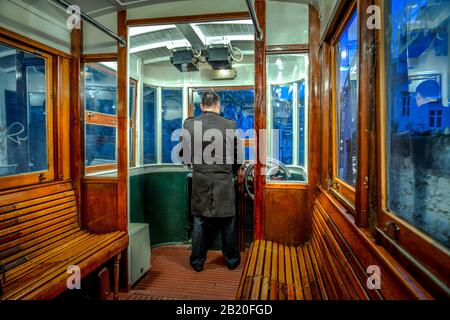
top-left (191, 264), bottom-right (203, 272)
top-left (227, 261), bottom-right (240, 270)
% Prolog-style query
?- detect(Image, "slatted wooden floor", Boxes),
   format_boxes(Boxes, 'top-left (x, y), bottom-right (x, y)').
top-left (121, 245), bottom-right (245, 300)
top-left (236, 240), bottom-right (329, 300)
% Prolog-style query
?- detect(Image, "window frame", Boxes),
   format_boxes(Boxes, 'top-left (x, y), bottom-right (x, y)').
top-left (376, 0), bottom-right (450, 290)
top-left (142, 83), bottom-right (158, 165)
top-left (0, 36), bottom-right (55, 190)
top-left (129, 77), bottom-right (138, 167)
top-left (329, 2), bottom-right (358, 209)
top-left (82, 58), bottom-right (138, 174)
top-left (265, 50), bottom-right (310, 186)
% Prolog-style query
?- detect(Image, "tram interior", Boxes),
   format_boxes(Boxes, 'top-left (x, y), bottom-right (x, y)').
top-left (0, 0), bottom-right (449, 301)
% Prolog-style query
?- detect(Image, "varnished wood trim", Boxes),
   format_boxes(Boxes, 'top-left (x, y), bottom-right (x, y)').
top-left (85, 164), bottom-right (118, 174)
top-left (318, 189), bottom-right (433, 300)
top-left (266, 44), bottom-right (309, 54)
top-left (126, 11), bottom-right (251, 26)
top-left (84, 111), bottom-right (117, 127)
top-left (117, 11), bottom-right (128, 233)
top-left (265, 183), bottom-right (308, 190)
top-left (320, 43), bottom-right (332, 187)
top-left (355, 0), bottom-right (374, 227)
top-left (253, 0), bottom-right (266, 240)
top-left (70, 24), bottom-right (84, 220)
top-left (82, 53), bottom-right (118, 62)
top-left (329, 3), bottom-right (357, 209)
top-left (0, 27), bottom-right (71, 59)
top-left (0, 37), bottom-right (56, 191)
top-left (82, 177), bottom-right (119, 184)
top-left (307, 4), bottom-right (321, 239)
top-left (322, 0), bottom-right (356, 44)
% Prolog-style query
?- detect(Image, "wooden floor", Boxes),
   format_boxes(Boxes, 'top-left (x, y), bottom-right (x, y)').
top-left (121, 245), bottom-right (245, 300)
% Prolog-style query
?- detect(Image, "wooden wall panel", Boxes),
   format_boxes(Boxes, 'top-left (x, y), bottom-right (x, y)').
top-left (82, 179), bottom-right (119, 233)
top-left (316, 189), bottom-right (432, 300)
top-left (117, 11), bottom-right (128, 233)
top-left (307, 4), bottom-right (321, 239)
top-left (56, 57), bottom-right (71, 181)
top-left (253, 0), bottom-right (267, 240)
top-left (265, 188), bottom-right (309, 246)
top-left (70, 24), bottom-right (84, 216)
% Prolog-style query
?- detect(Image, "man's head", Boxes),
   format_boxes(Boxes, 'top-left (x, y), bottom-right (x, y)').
top-left (201, 91), bottom-right (220, 114)
top-left (416, 80), bottom-right (440, 107)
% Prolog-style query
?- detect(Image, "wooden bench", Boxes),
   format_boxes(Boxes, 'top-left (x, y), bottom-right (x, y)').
top-left (0, 181), bottom-right (128, 300)
top-left (236, 199), bottom-right (382, 300)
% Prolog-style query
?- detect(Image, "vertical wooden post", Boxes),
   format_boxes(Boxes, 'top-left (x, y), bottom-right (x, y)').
top-left (117, 10), bottom-right (128, 233)
top-left (356, 0), bottom-right (375, 227)
top-left (113, 253), bottom-right (121, 300)
top-left (308, 5), bottom-right (321, 238)
top-left (253, 0), bottom-right (266, 240)
top-left (70, 23), bottom-right (84, 222)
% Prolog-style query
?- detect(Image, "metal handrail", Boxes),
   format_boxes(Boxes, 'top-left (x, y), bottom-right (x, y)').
top-left (53, 0), bottom-right (127, 48)
top-left (245, 0), bottom-right (263, 42)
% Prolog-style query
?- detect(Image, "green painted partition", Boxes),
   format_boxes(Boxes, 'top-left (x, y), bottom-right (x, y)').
top-left (130, 171), bottom-right (189, 246)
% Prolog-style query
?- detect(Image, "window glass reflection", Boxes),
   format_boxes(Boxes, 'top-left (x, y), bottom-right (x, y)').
top-left (386, 0), bottom-right (450, 248)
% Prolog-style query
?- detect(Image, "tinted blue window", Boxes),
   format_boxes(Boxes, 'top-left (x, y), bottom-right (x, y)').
top-left (0, 43), bottom-right (48, 177)
top-left (85, 125), bottom-right (116, 166)
top-left (143, 85), bottom-right (157, 164)
top-left (336, 10), bottom-right (358, 186)
top-left (386, 0), bottom-right (450, 248)
top-left (272, 84), bottom-right (294, 165)
top-left (162, 88), bottom-right (183, 163)
top-left (193, 89), bottom-right (255, 161)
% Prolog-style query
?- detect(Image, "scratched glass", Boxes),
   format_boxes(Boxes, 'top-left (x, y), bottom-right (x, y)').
top-left (162, 88), bottom-right (183, 163)
top-left (0, 43), bottom-right (48, 178)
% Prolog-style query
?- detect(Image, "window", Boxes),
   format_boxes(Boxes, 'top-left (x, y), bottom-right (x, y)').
top-left (143, 85), bottom-right (157, 164)
top-left (191, 88), bottom-right (255, 162)
top-left (129, 78), bottom-right (137, 166)
top-left (162, 88), bottom-right (183, 163)
top-left (266, 53), bottom-right (309, 183)
top-left (384, 0), bottom-right (450, 249)
top-left (84, 62), bottom-right (118, 175)
top-left (271, 83), bottom-right (294, 165)
top-left (334, 10), bottom-right (358, 188)
top-left (0, 41), bottom-right (54, 188)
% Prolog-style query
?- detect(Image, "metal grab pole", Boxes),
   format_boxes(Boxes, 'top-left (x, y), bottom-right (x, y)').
top-left (53, 0), bottom-right (127, 47)
top-left (245, 0), bottom-right (263, 42)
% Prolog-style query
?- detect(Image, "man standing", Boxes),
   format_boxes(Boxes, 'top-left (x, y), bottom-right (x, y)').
top-left (180, 92), bottom-right (241, 272)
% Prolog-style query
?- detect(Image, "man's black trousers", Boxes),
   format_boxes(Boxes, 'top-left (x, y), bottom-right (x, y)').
top-left (190, 215), bottom-right (240, 270)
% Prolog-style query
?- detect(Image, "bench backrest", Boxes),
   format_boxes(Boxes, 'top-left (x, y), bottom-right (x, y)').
top-left (0, 182), bottom-right (80, 272)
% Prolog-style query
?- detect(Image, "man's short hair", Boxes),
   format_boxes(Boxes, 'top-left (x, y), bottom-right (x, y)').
top-left (202, 91), bottom-right (220, 108)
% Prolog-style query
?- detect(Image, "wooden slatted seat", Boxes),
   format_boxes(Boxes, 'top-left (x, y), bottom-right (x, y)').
top-left (0, 181), bottom-right (128, 300)
top-left (236, 200), bottom-right (380, 300)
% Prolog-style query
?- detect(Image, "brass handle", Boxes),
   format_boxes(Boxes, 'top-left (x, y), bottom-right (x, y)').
top-left (384, 221), bottom-right (400, 239)
top-left (330, 181), bottom-right (340, 190)
top-left (87, 112), bottom-right (94, 118)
